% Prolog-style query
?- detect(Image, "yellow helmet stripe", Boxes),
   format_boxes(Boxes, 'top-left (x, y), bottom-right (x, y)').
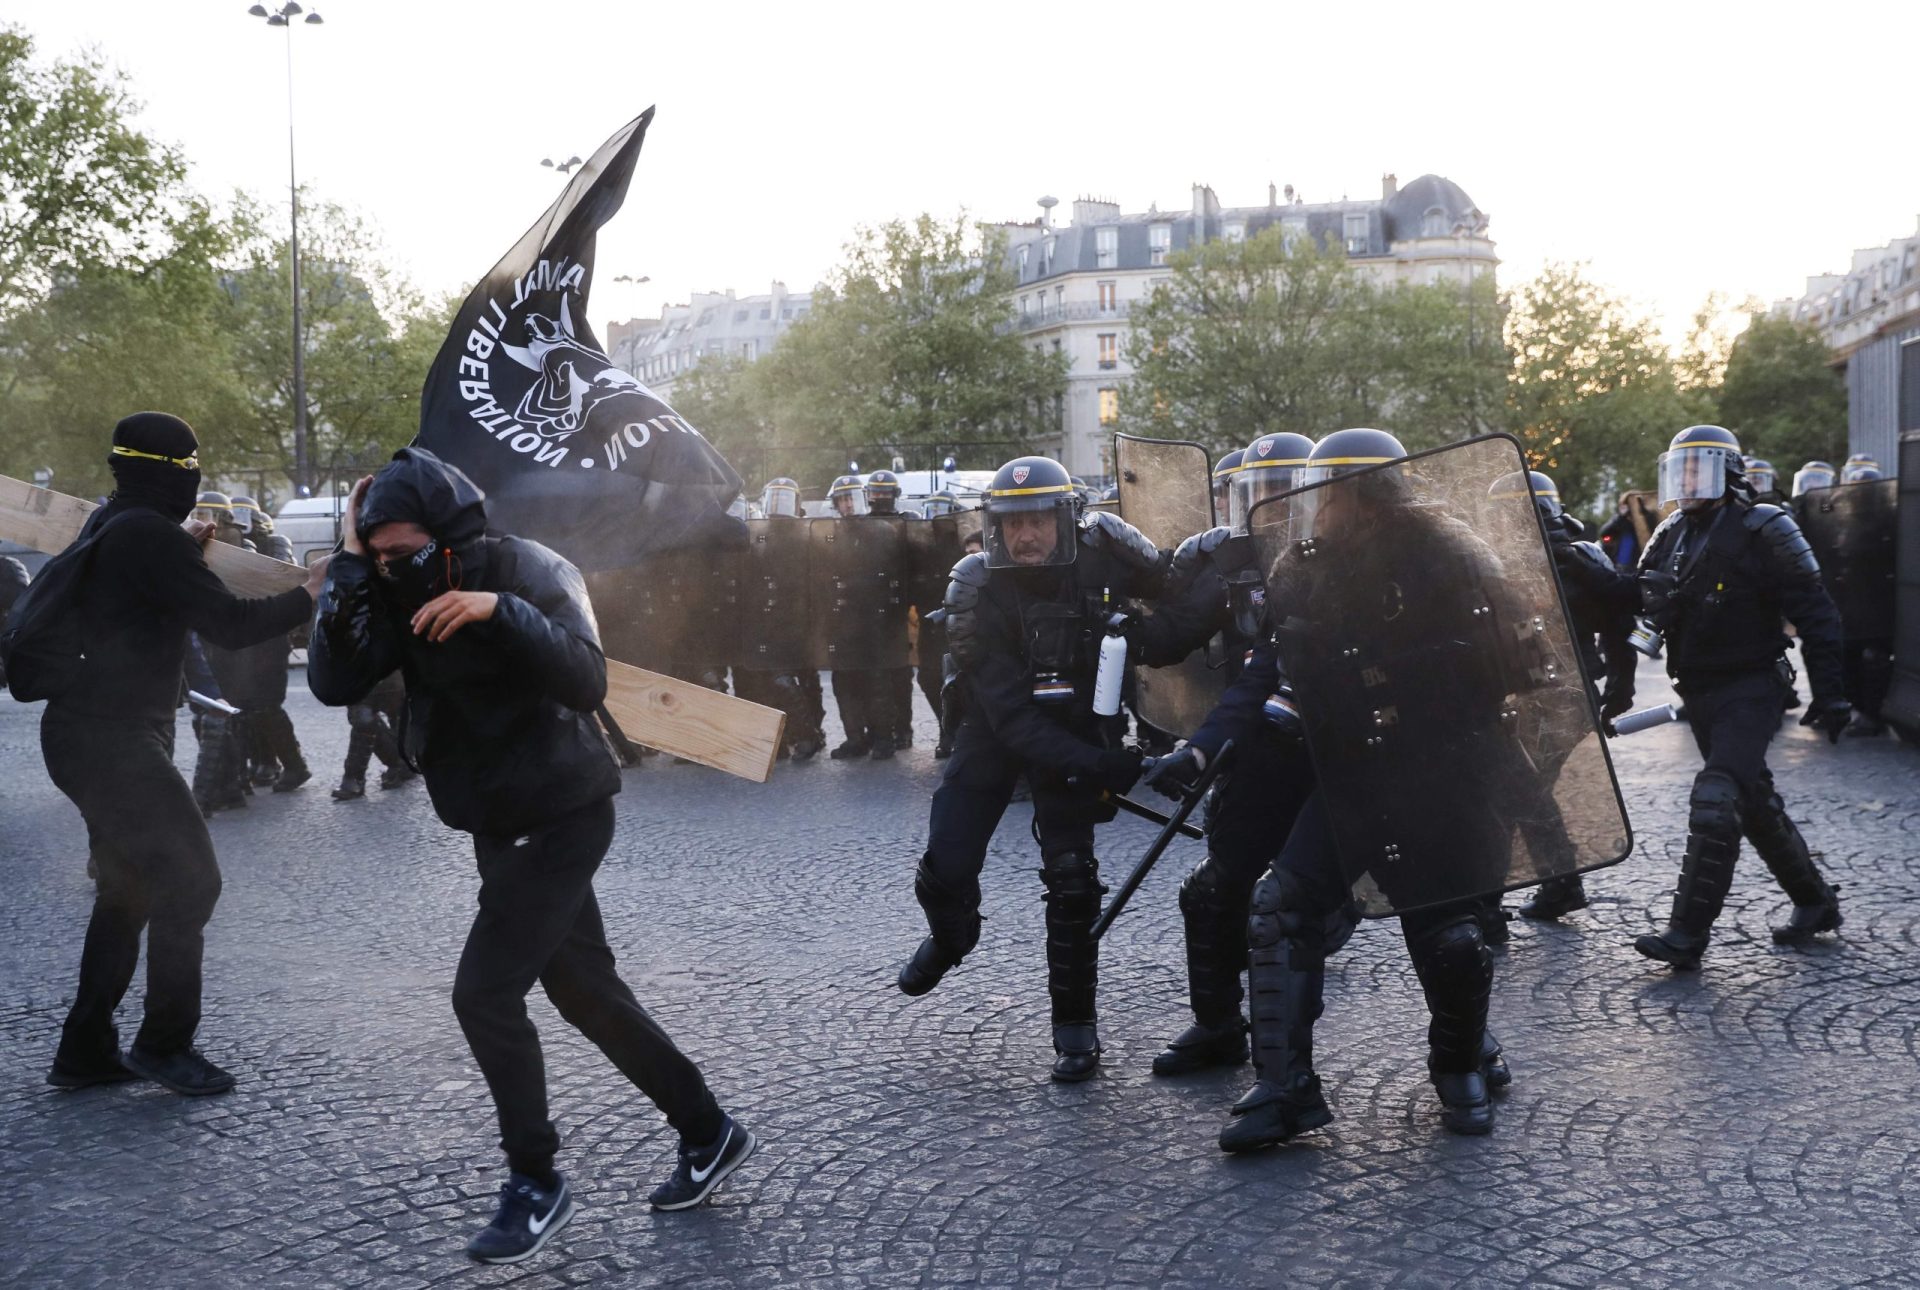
top-left (991, 483), bottom-right (1075, 497)
top-left (1310, 455), bottom-right (1398, 466)
top-left (112, 445), bottom-right (199, 469)
top-left (1239, 458), bottom-right (1311, 470)
top-left (1670, 440), bottom-right (1737, 451)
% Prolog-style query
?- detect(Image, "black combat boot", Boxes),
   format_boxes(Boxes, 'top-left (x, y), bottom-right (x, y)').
top-left (1041, 850), bottom-right (1104, 1082)
top-left (331, 776), bottom-right (366, 802)
top-left (1154, 859), bottom-right (1251, 1076)
top-left (1742, 794), bottom-right (1843, 946)
top-left (1220, 873), bottom-right (1331, 1151)
top-left (1414, 918), bottom-right (1495, 1135)
top-left (1517, 874), bottom-right (1589, 921)
top-left (1634, 831), bottom-right (1738, 970)
top-left (829, 739), bottom-right (870, 760)
top-left (897, 859), bottom-right (980, 998)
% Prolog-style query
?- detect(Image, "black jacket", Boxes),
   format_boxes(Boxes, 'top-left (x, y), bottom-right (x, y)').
top-left (1640, 500), bottom-right (1844, 701)
top-left (55, 500), bottom-right (311, 722)
top-left (308, 535), bottom-right (619, 837)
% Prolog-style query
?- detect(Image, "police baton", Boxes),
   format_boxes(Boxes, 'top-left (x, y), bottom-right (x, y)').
top-left (1088, 740), bottom-right (1235, 942)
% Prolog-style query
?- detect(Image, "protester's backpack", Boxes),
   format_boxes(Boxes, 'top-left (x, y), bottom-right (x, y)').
top-left (0, 511), bottom-right (140, 702)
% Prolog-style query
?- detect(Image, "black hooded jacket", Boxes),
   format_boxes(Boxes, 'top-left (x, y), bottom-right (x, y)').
top-left (306, 448), bottom-right (620, 836)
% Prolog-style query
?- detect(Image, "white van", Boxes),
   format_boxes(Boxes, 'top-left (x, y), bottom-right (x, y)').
top-left (276, 495), bottom-right (350, 567)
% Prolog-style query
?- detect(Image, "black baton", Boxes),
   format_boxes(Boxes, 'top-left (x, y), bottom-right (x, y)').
top-left (1090, 739), bottom-right (1235, 942)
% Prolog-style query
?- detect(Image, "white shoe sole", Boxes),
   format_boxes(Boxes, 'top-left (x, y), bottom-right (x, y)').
top-left (468, 1198), bottom-right (574, 1265)
top-left (651, 1130), bottom-right (758, 1211)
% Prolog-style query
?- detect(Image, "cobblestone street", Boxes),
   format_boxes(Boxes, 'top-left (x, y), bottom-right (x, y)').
top-left (4, 660), bottom-right (1918, 1289)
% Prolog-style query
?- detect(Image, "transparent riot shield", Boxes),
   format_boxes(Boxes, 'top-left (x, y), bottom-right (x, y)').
top-left (1116, 433), bottom-right (1228, 737)
top-left (737, 516), bottom-right (819, 672)
top-left (1248, 434), bottom-right (1631, 917)
top-left (905, 514), bottom-right (967, 614)
top-left (586, 545), bottom-right (742, 685)
top-left (1799, 479), bottom-right (1897, 641)
top-left (807, 514), bottom-right (911, 669)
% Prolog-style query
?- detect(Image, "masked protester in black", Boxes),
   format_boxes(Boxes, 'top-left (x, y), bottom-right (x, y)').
top-left (895, 456), bottom-right (1163, 1083)
top-left (307, 447), bottom-right (754, 1266)
top-left (41, 412), bottom-right (322, 1097)
top-left (1632, 427), bottom-right (1848, 970)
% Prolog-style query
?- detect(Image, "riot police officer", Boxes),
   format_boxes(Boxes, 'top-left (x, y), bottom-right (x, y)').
top-left (188, 492), bottom-right (254, 808)
top-left (735, 477), bottom-right (827, 762)
top-left (1218, 429), bottom-right (1516, 1149)
top-left (1744, 459), bottom-right (1783, 507)
top-left (1491, 470), bottom-right (1639, 922)
top-left (1136, 433), bottom-right (1320, 1075)
top-left (1633, 426), bottom-right (1849, 970)
top-left (1791, 460), bottom-right (1836, 497)
top-left (867, 470), bottom-right (917, 749)
top-left (825, 474), bottom-right (903, 760)
top-left (895, 456), bottom-right (1165, 1082)
top-left (1209, 449), bottom-right (1244, 527)
top-left (827, 474), bottom-right (868, 518)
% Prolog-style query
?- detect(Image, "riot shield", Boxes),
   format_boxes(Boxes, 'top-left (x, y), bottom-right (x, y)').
top-left (807, 514), bottom-right (911, 669)
top-left (737, 516), bottom-right (819, 672)
top-left (1115, 433), bottom-right (1227, 737)
top-left (587, 545), bottom-right (743, 684)
top-left (1249, 434), bottom-right (1631, 917)
top-left (1800, 479), bottom-right (1897, 641)
top-left (905, 513), bottom-right (967, 613)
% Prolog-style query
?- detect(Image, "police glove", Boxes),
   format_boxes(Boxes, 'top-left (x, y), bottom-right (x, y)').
top-left (1600, 685), bottom-right (1634, 722)
top-left (1139, 744), bottom-right (1207, 801)
top-left (1638, 569), bottom-right (1678, 617)
top-left (1094, 747), bottom-right (1145, 795)
top-left (1799, 698), bottom-right (1852, 745)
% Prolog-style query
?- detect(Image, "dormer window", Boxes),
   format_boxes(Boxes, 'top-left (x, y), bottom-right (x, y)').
top-left (1017, 245), bottom-right (1029, 278)
top-left (1096, 227), bottom-right (1118, 269)
top-left (1343, 213), bottom-right (1369, 254)
top-left (1422, 206), bottom-right (1449, 238)
top-left (1224, 221), bottom-right (1245, 244)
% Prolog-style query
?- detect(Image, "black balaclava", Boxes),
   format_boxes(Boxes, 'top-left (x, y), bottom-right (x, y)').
top-left (357, 447), bottom-right (491, 609)
top-left (108, 412), bottom-right (203, 522)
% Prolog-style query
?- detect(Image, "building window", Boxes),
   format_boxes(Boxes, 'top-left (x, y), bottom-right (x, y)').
top-left (1423, 206), bottom-right (1449, 238)
top-left (1042, 236), bottom-right (1055, 276)
top-left (1020, 294), bottom-right (1031, 319)
top-left (1096, 227), bottom-right (1118, 269)
top-left (760, 307), bottom-right (772, 319)
top-left (1224, 221), bottom-right (1245, 244)
top-left (1098, 280), bottom-right (1118, 313)
top-left (742, 340), bottom-right (757, 360)
top-left (1150, 223), bottom-right (1171, 266)
top-left (1017, 245), bottom-right (1029, 278)
top-left (1098, 387), bottom-right (1119, 425)
top-left (1344, 212), bottom-right (1369, 254)
top-left (1055, 285), bottom-right (1065, 316)
top-left (1098, 334), bottom-right (1118, 369)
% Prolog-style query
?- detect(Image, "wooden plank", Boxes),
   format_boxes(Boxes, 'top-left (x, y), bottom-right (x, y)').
top-left (0, 474), bottom-right (787, 782)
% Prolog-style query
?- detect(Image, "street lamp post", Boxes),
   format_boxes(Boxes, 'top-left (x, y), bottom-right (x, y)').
top-left (247, 2), bottom-right (324, 495)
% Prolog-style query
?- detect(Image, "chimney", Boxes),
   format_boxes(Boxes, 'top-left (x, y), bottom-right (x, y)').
top-left (1269, 181), bottom-right (1278, 208)
top-left (1382, 172), bottom-right (1398, 200)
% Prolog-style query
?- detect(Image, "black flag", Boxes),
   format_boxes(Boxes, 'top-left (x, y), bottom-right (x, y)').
top-left (414, 107), bottom-right (742, 573)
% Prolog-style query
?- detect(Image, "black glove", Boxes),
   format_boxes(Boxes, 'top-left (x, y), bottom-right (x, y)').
top-left (1600, 685), bottom-right (1634, 722)
top-left (1638, 569), bottom-right (1678, 617)
top-left (1093, 746), bottom-right (1144, 795)
top-left (1139, 744), bottom-right (1207, 800)
top-left (1799, 698), bottom-right (1852, 744)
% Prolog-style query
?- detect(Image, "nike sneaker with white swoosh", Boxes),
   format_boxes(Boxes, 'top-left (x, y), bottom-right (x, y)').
top-left (465, 1171), bottom-right (574, 1264)
top-left (648, 1114), bottom-right (758, 1211)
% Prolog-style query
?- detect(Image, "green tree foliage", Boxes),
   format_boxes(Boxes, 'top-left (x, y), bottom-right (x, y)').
top-left (1715, 311), bottom-right (1848, 471)
top-left (0, 27), bottom-right (188, 320)
top-left (1119, 227), bottom-right (1507, 457)
top-left (744, 214), bottom-right (1067, 487)
top-left (1504, 263), bottom-right (1693, 519)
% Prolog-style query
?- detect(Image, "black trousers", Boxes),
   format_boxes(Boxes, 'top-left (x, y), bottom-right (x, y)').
top-left (832, 669), bottom-right (890, 747)
top-left (41, 708), bottom-right (223, 1061)
top-left (342, 685), bottom-right (404, 780)
top-left (452, 797), bottom-right (724, 1178)
top-left (1678, 670), bottom-right (1785, 805)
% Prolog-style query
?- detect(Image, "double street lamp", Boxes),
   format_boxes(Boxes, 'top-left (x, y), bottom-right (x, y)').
top-left (245, 1), bottom-right (324, 495)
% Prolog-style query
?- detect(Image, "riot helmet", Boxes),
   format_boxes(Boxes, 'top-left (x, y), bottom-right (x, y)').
top-left (828, 475), bottom-right (870, 517)
top-left (1210, 449), bottom-right (1245, 524)
top-left (193, 490), bottom-right (234, 527)
top-left (1656, 425), bottom-right (1741, 509)
top-left (227, 494), bottom-right (258, 535)
top-left (1291, 428), bottom-right (1410, 541)
top-left (1743, 457), bottom-right (1777, 496)
top-left (1487, 469), bottom-right (1563, 524)
top-left (726, 494), bottom-right (749, 520)
top-left (1231, 432), bottom-right (1315, 536)
top-left (865, 469), bottom-right (902, 514)
top-left (1842, 454), bottom-right (1883, 483)
top-left (1791, 460), bottom-right (1835, 496)
top-left (922, 490), bottom-right (960, 518)
top-left (983, 456), bottom-right (1077, 569)
top-left (761, 477), bottom-right (800, 518)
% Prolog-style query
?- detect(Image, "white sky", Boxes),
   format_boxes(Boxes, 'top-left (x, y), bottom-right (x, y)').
top-left (12, 0), bottom-right (1917, 347)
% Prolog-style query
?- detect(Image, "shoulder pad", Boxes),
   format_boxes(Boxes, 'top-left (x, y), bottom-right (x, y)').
top-left (943, 552), bottom-right (990, 669)
top-left (1638, 510), bottom-right (1684, 568)
top-left (1744, 503), bottom-right (1821, 582)
top-left (1571, 540), bottom-right (1613, 573)
top-left (1081, 510), bottom-right (1164, 575)
top-left (1168, 525), bottom-right (1230, 588)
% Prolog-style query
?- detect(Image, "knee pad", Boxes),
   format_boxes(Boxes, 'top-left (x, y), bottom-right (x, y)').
top-left (914, 854), bottom-right (981, 954)
top-left (1688, 769), bottom-right (1744, 843)
top-left (1040, 849), bottom-right (1103, 919)
top-left (1410, 917), bottom-right (1490, 985)
top-left (1179, 856), bottom-right (1234, 920)
top-left (1247, 869), bottom-right (1319, 952)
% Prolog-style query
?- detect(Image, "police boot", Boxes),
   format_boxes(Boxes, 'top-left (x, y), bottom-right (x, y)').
top-left (1153, 858), bottom-right (1250, 1076)
top-left (1481, 1030), bottom-right (1511, 1090)
top-left (1635, 772), bottom-right (1741, 970)
top-left (1517, 874), bottom-right (1589, 921)
top-left (1220, 872), bottom-right (1332, 1152)
top-left (1413, 917), bottom-right (1495, 1135)
top-left (1743, 794), bottom-right (1843, 946)
top-left (830, 739), bottom-right (870, 760)
top-left (1041, 850), bottom-right (1104, 1082)
top-left (897, 858), bottom-right (981, 997)
top-left (331, 776), bottom-right (366, 802)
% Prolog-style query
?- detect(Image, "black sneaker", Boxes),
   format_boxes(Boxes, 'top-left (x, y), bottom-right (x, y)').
top-left (47, 1049), bottom-right (139, 1090)
top-left (465, 1171), bottom-right (573, 1264)
top-left (649, 1115), bottom-right (757, 1211)
top-left (271, 765), bottom-right (311, 793)
top-left (331, 777), bottom-right (366, 802)
top-left (123, 1046), bottom-right (236, 1096)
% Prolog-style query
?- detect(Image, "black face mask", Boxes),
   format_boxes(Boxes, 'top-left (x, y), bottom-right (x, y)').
top-left (108, 459), bottom-right (203, 523)
top-left (377, 538), bottom-right (455, 609)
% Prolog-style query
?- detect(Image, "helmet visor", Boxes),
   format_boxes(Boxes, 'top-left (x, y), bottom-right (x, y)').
top-left (984, 498), bottom-right (1077, 569)
top-left (763, 484), bottom-right (798, 518)
top-left (1658, 447), bottom-right (1727, 504)
top-left (1232, 465), bottom-right (1305, 537)
top-left (1791, 465), bottom-right (1834, 496)
top-left (830, 489), bottom-right (870, 516)
top-left (1747, 464), bottom-right (1776, 494)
